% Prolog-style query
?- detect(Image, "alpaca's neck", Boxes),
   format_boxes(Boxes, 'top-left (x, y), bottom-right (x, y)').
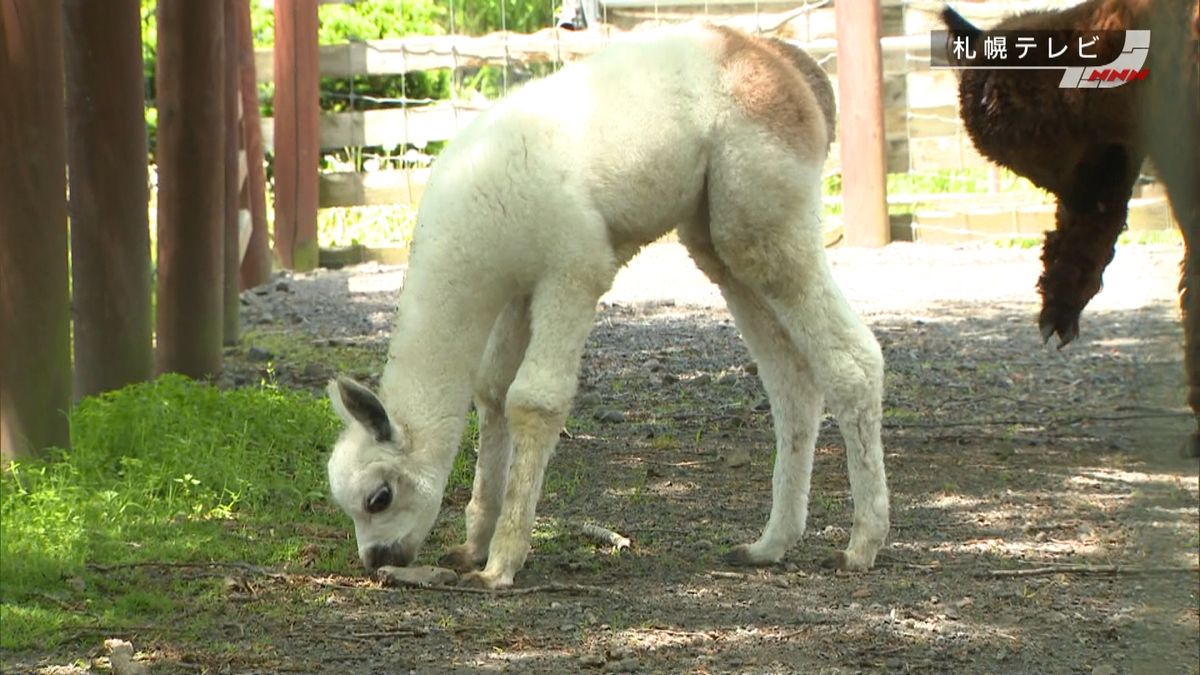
top-left (378, 258), bottom-right (505, 483)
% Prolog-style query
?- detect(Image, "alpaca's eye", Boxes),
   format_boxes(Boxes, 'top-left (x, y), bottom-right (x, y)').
top-left (366, 485), bottom-right (392, 514)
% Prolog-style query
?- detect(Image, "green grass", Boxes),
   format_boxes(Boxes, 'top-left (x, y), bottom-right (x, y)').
top-left (0, 374), bottom-right (482, 653)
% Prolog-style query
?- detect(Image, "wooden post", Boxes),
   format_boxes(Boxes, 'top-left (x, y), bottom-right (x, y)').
top-left (835, 0), bottom-right (890, 247)
top-left (64, 0), bottom-right (154, 400)
top-left (236, 0), bottom-right (272, 290)
top-left (155, 0), bottom-right (226, 378)
top-left (0, 0), bottom-right (73, 460)
top-left (223, 0), bottom-right (241, 344)
top-left (273, 0), bottom-right (320, 272)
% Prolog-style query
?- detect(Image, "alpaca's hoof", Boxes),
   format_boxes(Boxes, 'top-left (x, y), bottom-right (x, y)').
top-left (723, 544), bottom-right (776, 568)
top-left (1038, 313), bottom-right (1079, 349)
top-left (820, 549), bottom-right (875, 572)
top-left (439, 545), bottom-right (483, 573)
top-left (1184, 433), bottom-right (1200, 459)
top-left (459, 570), bottom-right (511, 590)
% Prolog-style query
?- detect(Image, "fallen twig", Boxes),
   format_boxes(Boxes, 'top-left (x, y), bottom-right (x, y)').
top-left (408, 582), bottom-right (623, 598)
top-left (884, 410), bottom-right (1193, 430)
top-left (351, 629), bottom-right (429, 639)
top-left (708, 571), bottom-right (746, 580)
top-left (87, 561), bottom-right (287, 579)
top-left (984, 564), bottom-right (1199, 579)
top-left (576, 522), bottom-right (631, 551)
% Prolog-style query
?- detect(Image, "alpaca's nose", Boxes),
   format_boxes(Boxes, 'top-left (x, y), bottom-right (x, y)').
top-left (363, 542), bottom-right (414, 573)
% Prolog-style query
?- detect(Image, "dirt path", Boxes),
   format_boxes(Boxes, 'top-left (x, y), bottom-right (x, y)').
top-left (28, 242), bottom-right (1200, 674)
top-left (215, 241), bottom-right (1200, 674)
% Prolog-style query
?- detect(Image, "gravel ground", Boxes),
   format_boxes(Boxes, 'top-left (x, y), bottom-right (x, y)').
top-left (16, 241), bottom-right (1198, 674)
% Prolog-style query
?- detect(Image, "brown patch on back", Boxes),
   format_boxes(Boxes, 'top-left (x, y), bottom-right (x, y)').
top-left (707, 24), bottom-right (833, 156)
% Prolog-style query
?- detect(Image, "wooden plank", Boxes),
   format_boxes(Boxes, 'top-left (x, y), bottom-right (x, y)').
top-left (155, 0), bottom-right (227, 378)
top-left (904, 105), bottom-right (962, 139)
top-left (261, 104), bottom-right (485, 151)
top-left (273, 0), bottom-right (320, 272)
top-left (64, 0), bottom-right (154, 400)
top-left (236, 0), bottom-right (271, 289)
top-left (0, 0), bottom-right (72, 460)
top-left (254, 29), bottom-right (615, 82)
top-left (223, 0), bottom-right (240, 344)
top-left (908, 134), bottom-right (994, 173)
top-left (834, 0), bottom-right (889, 246)
top-left (252, 31), bottom-right (936, 83)
top-left (319, 169), bottom-right (431, 208)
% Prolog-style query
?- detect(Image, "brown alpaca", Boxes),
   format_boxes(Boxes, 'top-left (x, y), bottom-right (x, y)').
top-left (943, 0), bottom-right (1200, 456)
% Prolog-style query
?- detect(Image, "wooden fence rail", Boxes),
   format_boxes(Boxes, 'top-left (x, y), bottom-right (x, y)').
top-left (257, 2), bottom-right (1175, 251)
top-left (257, 31), bottom-right (951, 211)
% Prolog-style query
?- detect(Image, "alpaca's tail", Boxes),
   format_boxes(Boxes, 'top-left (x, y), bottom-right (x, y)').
top-left (941, 6), bottom-right (982, 38)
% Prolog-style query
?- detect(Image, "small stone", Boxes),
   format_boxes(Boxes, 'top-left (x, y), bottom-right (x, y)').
top-left (716, 373), bottom-right (737, 386)
top-left (723, 447), bottom-right (751, 469)
top-left (377, 565), bottom-right (458, 588)
top-left (1092, 665), bottom-right (1118, 675)
top-left (275, 281), bottom-right (291, 292)
top-left (851, 587), bottom-right (872, 600)
top-left (603, 657), bottom-right (639, 673)
top-left (105, 639), bottom-right (148, 675)
top-left (256, 312), bottom-right (275, 325)
top-left (594, 409), bottom-right (626, 424)
top-left (580, 653), bottom-right (606, 667)
top-left (578, 392), bottom-right (602, 407)
top-left (302, 362), bottom-right (331, 379)
top-left (247, 346), bottom-right (274, 361)
top-left (753, 398), bottom-right (771, 412)
top-left (607, 646), bottom-right (633, 661)
top-left (743, 361), bottom-right (758, 375)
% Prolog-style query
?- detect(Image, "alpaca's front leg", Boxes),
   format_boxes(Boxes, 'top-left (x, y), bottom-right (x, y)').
top-left (1037, 145), bottom-right (1140, 347)
top-left (441, 298), bottom-right (530, 571)
top-left (440, 400), bottom-right (512, 572)
top-left (1177, 208), bottom-right (1200, 458)
top-left (461, 278), bottom-right (604, 589)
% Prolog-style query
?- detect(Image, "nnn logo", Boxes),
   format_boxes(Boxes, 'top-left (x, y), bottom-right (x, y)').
top-left (1060, 30), bottom-right (1150, 88)
top-left (1087, 68), bottom-right (1149, 82)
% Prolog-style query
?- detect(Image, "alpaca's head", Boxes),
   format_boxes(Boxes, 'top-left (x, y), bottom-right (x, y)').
top-left (326, 377), bottom-right (441, 574)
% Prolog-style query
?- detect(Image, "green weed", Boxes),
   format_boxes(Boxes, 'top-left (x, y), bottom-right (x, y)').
top-left (0, 374), bottom-right (481, 653)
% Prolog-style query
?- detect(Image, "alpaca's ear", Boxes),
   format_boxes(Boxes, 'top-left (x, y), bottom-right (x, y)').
top-left (941, 6), bottom-right (981, 38)
top-left (328, 377), bottom-right (394, 443)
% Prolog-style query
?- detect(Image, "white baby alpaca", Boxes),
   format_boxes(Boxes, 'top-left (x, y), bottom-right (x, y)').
top-left (326, 23), bottom-right (889, 589)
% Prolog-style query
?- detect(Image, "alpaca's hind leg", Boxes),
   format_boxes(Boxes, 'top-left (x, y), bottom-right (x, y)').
top-left (756, 269), bottom-right (887, 570)
top-left (720, 278), bottom-right (824, 565)
top-left (440, 297), bottom-right (531, 572)
top-left (707, 154), bottom-right (888, 571)
top-left (462, 274), bottom-right (610, 589)
top-left (680, 227), bottom-right (825, 565)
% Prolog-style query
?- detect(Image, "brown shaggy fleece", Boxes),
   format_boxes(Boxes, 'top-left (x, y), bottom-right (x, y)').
top-left (943, 0), bottom-right (1199, 454)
